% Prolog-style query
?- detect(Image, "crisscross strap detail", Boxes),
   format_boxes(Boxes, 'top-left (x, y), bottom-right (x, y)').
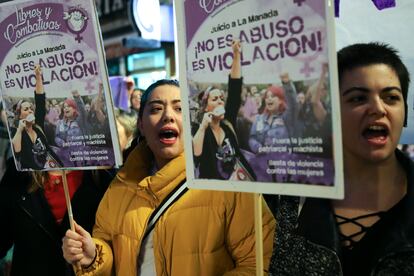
top-left (334, 211), bottom-right (385, 249)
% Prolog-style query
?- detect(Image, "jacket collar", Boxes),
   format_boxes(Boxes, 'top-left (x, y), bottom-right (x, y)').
top-left (116, 141), bottom-right (186, 203)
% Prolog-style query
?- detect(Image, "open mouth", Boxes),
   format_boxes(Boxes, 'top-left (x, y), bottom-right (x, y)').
top-left (362, 124), bottom-right (389, 144)
top-left (159, 128), bottom-right (178, 144)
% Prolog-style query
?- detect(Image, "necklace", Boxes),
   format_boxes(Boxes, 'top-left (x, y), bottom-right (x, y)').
top-left (48, 174), bottom-right (62, 186)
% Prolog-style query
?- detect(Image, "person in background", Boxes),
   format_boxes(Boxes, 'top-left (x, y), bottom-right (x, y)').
top-left (128, 87), bottom-right (144, 152)
top-left (268, 42), bottom-right (414, 275)
top-left (236, 85), bottom-right (260, 151)
top-left (62, 79), bottom-right (275, 275)
top-left (84, 102), bottom-right (91, 114)
top-left (400, 144), bottom-right (414, 161)
top-left (296, 63), bottom-right (331, 138)
top-left (241, 85), bottom-right (260, 124)
top-left (54, 89), bottom-right (89, 167)
top-left (44, 98), bottom-right (63, 143)
top-left (123, 76), bottom-right (141, 117)
top-left (130, 88), bottom-right (143, 115)
top-left (248, 73), bottom-right (298, 154)
top-left (88, 83), bottom-right (110, 138)
top-left (55, 92), bottom-right (87, 143)
top-left (114, 108), bottom-right (138, 161)
top-left (0, 159), bottom-right (114, 275)
top-left (296, 91), bottom-right (306, 106)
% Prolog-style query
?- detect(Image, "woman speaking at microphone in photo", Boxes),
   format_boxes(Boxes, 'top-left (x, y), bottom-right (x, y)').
top-left (11, 65), bottom-right (62, 170)
top-left (192, 40), bottom-right (255, 181)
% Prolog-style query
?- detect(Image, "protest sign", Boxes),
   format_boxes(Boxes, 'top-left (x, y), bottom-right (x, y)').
top-left (175, 0), bottom-right (344, 199)
top-left (0, 0), bottom-right (122, 171)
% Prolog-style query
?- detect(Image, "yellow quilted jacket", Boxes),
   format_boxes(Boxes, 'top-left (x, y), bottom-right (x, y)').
top-left (78, 143), bottom-right (275, 275)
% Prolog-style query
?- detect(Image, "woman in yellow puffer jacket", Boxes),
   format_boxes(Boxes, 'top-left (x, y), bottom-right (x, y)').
top-left (62, 79), bottom-right (275, 276)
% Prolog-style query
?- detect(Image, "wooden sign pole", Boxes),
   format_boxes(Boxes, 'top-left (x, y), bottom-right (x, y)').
top-left (254, 193), bottom-right (264, 276)
top-left (61, 170), bottom-right (81, 271)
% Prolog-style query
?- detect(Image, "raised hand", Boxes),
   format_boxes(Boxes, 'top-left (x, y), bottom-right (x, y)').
top-left (232, 39), bottom-right (241, 55)
top-left (34, 65), bottom-right (42, 78)
top-left (200, 112), bottom-right (213, 130)
top-left (17, 119), bottom-right (27, 132)
top-left (34, 65), bottom-right (44, 94)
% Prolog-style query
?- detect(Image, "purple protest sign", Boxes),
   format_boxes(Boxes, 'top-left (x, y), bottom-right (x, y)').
top-left (109, 76), bottom-right (130, 112)
top-left (0, 0), bottom-right (122, 171)
top-left (176, 0), bottom-right (344, 199)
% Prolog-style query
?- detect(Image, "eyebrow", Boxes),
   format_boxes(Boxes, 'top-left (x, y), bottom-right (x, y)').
top-left (342, 86), bottom-right (402, 96)
top-left (148, 99), bottom-right (181, 105)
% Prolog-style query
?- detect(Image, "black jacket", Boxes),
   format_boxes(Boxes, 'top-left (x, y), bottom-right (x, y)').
top-left (268, 149), bottom-right (414, 276)
top-left (0, 160), bottom-right (114, 276)
top-left (14, 93), bottom-right (62, 170)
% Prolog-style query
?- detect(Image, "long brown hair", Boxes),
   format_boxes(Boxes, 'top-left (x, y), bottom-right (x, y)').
top-left (28, 171), bottom-right (48, 193)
